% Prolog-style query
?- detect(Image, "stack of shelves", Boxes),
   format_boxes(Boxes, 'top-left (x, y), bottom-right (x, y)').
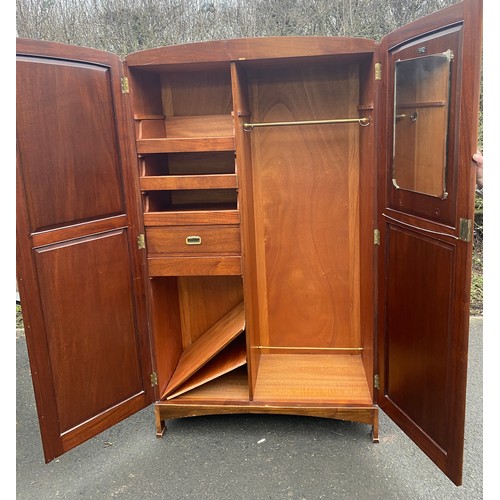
top-left (129, 63), bottom-right (247, 402)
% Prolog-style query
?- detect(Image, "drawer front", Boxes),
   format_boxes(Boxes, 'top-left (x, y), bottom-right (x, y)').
top-left (146, 225), bottom-right (241, 255)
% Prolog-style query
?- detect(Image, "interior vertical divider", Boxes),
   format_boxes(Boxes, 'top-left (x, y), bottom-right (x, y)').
top-left (358, 56), bottom-right (377, 401)
top-left (230, 62), bottom-right (259, 400)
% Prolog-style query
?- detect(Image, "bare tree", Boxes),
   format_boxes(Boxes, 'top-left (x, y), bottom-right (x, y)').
top-left (16, 0), bottom-right (459, 57)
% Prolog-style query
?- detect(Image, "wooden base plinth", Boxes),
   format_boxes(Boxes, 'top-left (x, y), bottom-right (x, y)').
top-left (154, 402), bottom-right (378, 441)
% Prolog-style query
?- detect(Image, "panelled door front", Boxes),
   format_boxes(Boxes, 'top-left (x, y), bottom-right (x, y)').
top-left (377, 1), bottom-right (482, 486)
top-left (16, 40), bottom-right (153, 462)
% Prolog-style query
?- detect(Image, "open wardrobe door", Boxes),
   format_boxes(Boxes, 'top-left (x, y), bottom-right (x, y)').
top-left (376, 0), bottom-right (482, 485)
top-left (16, 39), bottom-right (154, 462)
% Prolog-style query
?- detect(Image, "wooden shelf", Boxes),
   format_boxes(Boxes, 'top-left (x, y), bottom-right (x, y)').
top-left (136, 115), bottom-right (235, 153)
top-left (140, 174), bottom-right (237, 191)
top-left (165, 335), bottom-right (247, 400)
top-left (164, 301), bottom-right (245, 396)
top-left (139, 151), bottom-right (235, 178)
top-left (147, 256), bottom-right (242, 276)
top-left (253, 354), bottom-right (372, 405)
top-left (137, 136), bottom-right (235, 153)
top-left (143, 209), bottom-right (240, 226)
top-left (143, 190), bottom-right (238, 219)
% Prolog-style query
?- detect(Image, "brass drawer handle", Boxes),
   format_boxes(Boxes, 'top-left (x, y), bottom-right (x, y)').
top-left (186, 235), bottom-right (202, 245)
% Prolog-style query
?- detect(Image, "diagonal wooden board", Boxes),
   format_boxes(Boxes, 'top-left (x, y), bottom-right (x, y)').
top-left (163, 301), bottom-right (245, 398)
top-left (165, 334), bottom-right (247, 400)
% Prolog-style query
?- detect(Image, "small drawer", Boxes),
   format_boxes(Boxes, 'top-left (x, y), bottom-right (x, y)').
top-left (146, 225), bottom-right (241, 255)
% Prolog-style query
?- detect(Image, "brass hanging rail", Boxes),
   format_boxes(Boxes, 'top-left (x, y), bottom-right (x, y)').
top-left (243, 116), bottom-right (370, 132)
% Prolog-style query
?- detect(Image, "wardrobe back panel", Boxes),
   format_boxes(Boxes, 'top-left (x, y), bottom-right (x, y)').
top-left (248, 62), bottom-right (361, 349)
top-left (161, 70), bottom-right (233, 117)
top-left (178, 276), bottom-right (244, 347)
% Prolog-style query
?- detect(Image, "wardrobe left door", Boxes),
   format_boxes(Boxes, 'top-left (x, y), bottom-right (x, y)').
top-left (16, 39), bottom-right (154, 462)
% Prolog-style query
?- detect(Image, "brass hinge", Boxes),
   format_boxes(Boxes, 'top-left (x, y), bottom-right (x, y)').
top-left (374, 229), bottom-right (381, 245)
top-left (459, 218), bottom-right (472, 242)
top-left (137, 233), bottom-right (146, 250)
top-left (121, 77), bottom-right (130, 93)
top-left (151, 372), bottom-right (158, 387)
top-left (374, 374), bottom-right (380, 390)
top-left (375, 63), bottom-right (382, 81)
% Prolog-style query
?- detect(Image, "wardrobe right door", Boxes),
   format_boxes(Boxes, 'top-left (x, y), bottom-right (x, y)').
top-left (377, 0), bottom-right (482, 486)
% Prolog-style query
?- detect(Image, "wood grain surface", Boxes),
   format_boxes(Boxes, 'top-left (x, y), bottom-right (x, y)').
top-left (253, 354), bottom-right (371, 405)
top-left (248, 61), bottom-right (361, 348)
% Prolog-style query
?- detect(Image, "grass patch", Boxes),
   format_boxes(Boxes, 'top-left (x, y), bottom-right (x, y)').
top-left (470, 244), bottom-right (483, 316)
top-left (16, 304), bottom-right (24, 329)
top-left (470, 193), bottom-right (483, 316)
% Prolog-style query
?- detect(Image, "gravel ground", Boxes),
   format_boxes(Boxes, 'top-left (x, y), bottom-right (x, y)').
top-left (16, 318), bottom-right (483, 499)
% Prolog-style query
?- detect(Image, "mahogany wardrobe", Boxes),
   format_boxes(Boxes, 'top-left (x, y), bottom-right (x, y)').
top-left (16, 0), bottom-right (482, 486)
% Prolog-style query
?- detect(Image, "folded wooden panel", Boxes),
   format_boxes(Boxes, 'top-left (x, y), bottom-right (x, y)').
top-left (163, 367), bottom-right (249, 403)
top-left (163, 301), bottom-right (245, 397)
top-left (165, 335), bottom-right (247, 400)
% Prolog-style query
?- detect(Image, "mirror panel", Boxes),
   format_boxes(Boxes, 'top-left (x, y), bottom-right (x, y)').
top-left (392, 51), bottom-right (452, 198)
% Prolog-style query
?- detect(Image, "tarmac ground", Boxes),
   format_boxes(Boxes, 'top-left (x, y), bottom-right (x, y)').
top-left (16, 318), bottom-right (483, 499)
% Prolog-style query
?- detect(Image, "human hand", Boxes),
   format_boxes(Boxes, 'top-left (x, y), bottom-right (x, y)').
top-left (473, 150), bottom-right (483, 189)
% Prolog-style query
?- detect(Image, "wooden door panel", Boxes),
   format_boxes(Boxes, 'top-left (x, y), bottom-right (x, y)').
top-left (16, 57), bottom-right (124, 231)
top-left (34, 230), bottom-right (144, 433)
top-left (378, 0), bottom-right (482, 485)
top-left (385, 225), bottom-right (454, 452)
top-left (16, 39), bottom-right (153, 462)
